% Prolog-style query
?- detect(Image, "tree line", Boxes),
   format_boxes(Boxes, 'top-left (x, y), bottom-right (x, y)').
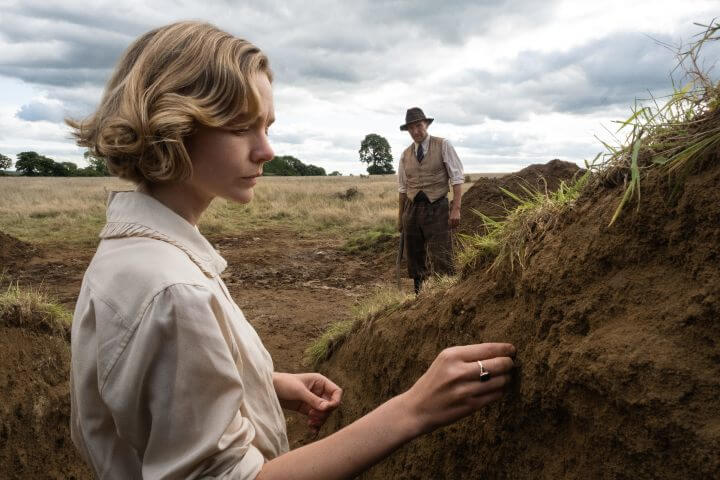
top-left (1, 133), bottom-right (397, 177)
top-left (263, 155), bottom-right (330, 176)
top-left (0, 152), bottom-right (336, 177)
top-left (0, 151), bottom-right (110, 177)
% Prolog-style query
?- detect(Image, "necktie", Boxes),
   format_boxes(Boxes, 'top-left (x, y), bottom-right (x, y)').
top-left (417, 144), bottom-right (424, 162)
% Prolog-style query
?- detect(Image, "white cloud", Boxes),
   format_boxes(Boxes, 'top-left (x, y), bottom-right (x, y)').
top-left (0, 0), bottom-right (717, 174)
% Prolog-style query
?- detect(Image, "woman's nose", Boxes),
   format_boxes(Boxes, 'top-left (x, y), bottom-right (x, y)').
top-left (253, 134), bottom-right (274, 164)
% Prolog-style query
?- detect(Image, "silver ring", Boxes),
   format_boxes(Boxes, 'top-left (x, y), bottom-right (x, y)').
top-left (477, 360), bottom-right (491, 382)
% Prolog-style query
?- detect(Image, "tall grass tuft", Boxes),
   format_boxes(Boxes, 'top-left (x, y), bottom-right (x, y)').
top-left (419, 274), bottom-right (460, 296)
top-left (304, 287), bottom-right (414, 366)
top-left (456, 170), bottom-right (590, 274)
top-left (0, 276), bottom-right (72, 339)
top-left (593, 20), bottom-right (720, 225)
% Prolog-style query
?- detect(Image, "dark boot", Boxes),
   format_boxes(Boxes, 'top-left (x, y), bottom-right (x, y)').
top-left (413, 277), bottom-right (422, 294)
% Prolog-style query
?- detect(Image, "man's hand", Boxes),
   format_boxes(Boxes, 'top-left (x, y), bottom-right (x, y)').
top-left (273, 372), bottom-right (343, 434)
top-left (449, 207), bottom-right (461, 229)
top-left (449, 184), bottom-right (462, 229)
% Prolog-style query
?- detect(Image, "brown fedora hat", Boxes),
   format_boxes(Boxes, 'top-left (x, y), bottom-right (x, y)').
top-left (400, 107), bottom-right (434, 131)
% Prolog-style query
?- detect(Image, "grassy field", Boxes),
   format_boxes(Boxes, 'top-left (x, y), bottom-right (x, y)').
top-left (0, 174), bottom-right (492, 245)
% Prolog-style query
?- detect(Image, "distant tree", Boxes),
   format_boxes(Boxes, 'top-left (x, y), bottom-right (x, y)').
top-left (302, 164), bottom-right (326, 176)
top-left (0, 153), bottom-right (11, 171)
top-left (84, 151), bottom-right (110, 176)
top-left (15, 151), bottom-right (57, 176)
top-left (329, 171), bottom-right (342, 176)
top-left (59, 162), bottom-right (79, 176)
top-left (263, 155), bottom-right (326, 176)
top-left (359, 133), bottom-right (394, 175)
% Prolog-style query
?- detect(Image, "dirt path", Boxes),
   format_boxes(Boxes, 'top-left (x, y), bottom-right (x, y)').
top-left (5, 227), bottom-right (401, 449)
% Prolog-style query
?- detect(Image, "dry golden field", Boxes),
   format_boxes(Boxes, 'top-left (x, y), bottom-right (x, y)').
top-left (0, 174), bottom-right (490, 245)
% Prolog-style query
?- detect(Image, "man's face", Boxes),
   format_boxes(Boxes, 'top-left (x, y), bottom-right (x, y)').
top-left (407, 120), bottom-right (429, 144)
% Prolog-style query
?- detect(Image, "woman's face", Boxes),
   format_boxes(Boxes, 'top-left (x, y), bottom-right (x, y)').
top-left (185, 73), bottom-right (275, 204)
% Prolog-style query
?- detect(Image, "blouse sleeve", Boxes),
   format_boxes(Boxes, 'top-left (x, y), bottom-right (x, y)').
top-left (101, 283), bottom-right (265, 480)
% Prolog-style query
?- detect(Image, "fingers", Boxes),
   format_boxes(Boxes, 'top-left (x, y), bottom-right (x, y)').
top-left (445, 343), bottom-right (516, 362)
top-left (457, 356), bottom-right (515, 383)
top-left (441, 346), bottom-right (515, 407)
top-left (298, 383), bottom-right (330, 413)
top-left (455, 373), bottom-right (512, 398)
top-left (465, 389), bottom-right (505, 410)
top-left (314, 376), bottom-right (343, 411)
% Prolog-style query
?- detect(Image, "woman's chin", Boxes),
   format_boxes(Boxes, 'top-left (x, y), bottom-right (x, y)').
top-left (225, 189), bottom-right (254, 204)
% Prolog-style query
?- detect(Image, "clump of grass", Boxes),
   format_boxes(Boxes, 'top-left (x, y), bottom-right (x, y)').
top-left (0, 278), bottom-right (72, 339)
top-left (342, 222), bottom-right (398, 254)
top-left (593, 20), bottom-right (720, 225)
top-left (419, 274), bottom-right (459, 296)
top-left (455, 231), bottom-right (500, 273)
top-left (304, 287), bottom-right (414, 366)
top-left (456, 171), bottom-right (590, 274)
top-left (333, 186), bottom-right (363, 201)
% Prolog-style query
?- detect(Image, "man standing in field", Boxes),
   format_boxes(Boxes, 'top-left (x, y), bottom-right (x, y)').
top-left (398, 107), bottom-right (465, 294)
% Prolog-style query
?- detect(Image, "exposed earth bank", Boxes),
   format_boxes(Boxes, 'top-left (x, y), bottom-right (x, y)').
top-left (317, 160), bottom-right (720, 479)
top-left (458, 158), bottom-right (582, 236)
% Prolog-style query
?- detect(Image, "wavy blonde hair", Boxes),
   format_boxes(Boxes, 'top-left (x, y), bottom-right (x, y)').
top-left (67, 21), bottom-right (272, 184)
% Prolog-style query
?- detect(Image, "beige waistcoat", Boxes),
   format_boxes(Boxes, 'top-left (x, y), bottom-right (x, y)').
top-left (401, 135), bottom-right (449, 202)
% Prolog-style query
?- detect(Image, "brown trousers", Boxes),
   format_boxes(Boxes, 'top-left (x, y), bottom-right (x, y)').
top-left (402, 197), bottom-right (455, 281)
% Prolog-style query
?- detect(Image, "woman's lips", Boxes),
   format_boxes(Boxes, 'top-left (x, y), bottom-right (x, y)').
top-left (241, 174), bottom-right (260, 185)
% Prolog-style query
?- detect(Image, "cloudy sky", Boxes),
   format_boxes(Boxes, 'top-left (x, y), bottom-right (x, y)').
top-left (0, 0), bottom-right (718, 174)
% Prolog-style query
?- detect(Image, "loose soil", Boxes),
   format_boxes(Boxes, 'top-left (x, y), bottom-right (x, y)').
top-left (317, 160), bottom-right (720, 478)
top-left (459, 159), bottom-right (582, 236)
top-left (0, 323), bottom-right (91, 479)
top-left (0, 231), bottom-right (38, 269)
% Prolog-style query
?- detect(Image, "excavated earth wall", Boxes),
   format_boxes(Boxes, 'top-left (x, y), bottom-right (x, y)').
top-left (318, 159), bottom-right (720, 479)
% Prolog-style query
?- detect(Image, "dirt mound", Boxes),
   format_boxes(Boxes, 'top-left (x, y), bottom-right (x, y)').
top-left (0, 311), bottom-right (91, 478)
top-left (317, 159), bottom-right (720, 478)
top-left (0, 232), bottom-right (38, 266)
top-left (459, 159), bottom-right (582, 236)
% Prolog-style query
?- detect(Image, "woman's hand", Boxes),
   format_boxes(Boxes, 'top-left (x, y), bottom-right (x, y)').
top-left (400, 343), bottom-right (516, 435)
top-left (258, 345), bottom-right (515, 480)
top-left (273, 372), bottom-right (343, 433)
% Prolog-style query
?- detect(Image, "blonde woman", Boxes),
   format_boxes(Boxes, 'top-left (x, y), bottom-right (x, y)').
top-left (69, 21), bottom-right (516, 479)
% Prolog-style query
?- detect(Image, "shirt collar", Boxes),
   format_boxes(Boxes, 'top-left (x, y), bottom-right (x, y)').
top-left (99, 191), bottom-right (227, 278)
top-left (414, 135), bottom-right (431, 153)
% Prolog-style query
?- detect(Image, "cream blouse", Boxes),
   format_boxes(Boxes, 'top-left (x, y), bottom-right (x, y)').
top-left (70, 191), bottom-right (288, 479)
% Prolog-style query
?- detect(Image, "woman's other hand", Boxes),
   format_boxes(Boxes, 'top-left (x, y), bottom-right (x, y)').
top-left (273, 372), bottom-right (343, 433)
